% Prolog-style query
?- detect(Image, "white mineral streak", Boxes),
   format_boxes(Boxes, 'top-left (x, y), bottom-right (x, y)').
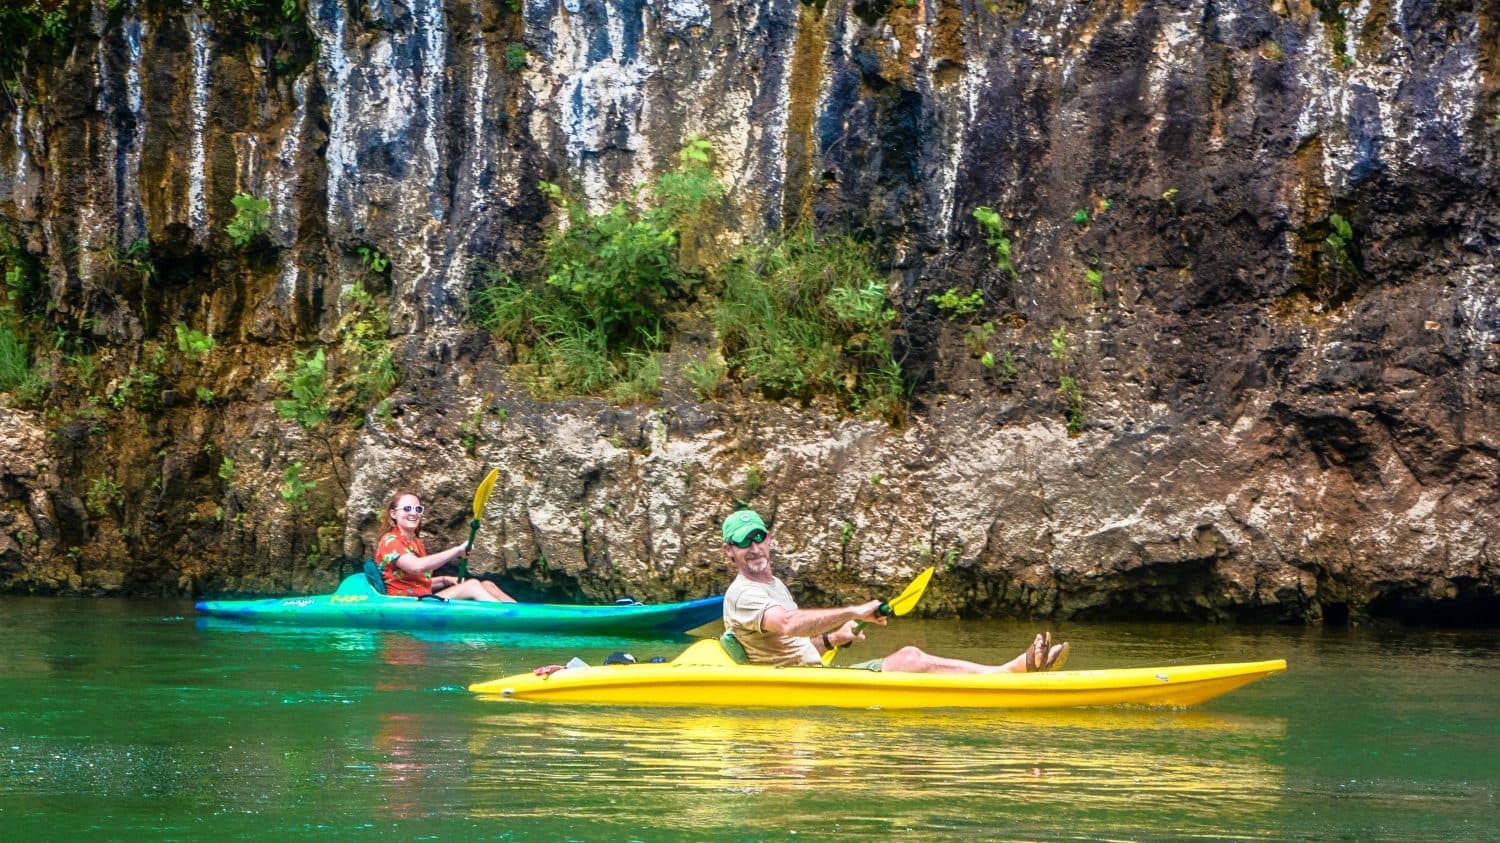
top-left (1424, 14), bottom-right (1480, 166)
top-left (311, 2), bottom-right (354, 232)
top-left (464, 7), bottom-right (492, 208)
top-left (951, 20), bottom-right (989, 218)
top-left (417, 0), bottom-right (446, 222)
top-left (659, 0), bottom-right (710, 28)
top-left (444, 4), bottom-right (501, 284)
top-left (926, 1), bottom-right (979, 241)
top-left (74, 16), bottom-right (117, 280)
top-left (728, 3), bottom-right (791, 233)
top-left (188, 11), bottom-right (211, 241)
top-left (274, 75), bottom-right (311, 304)
top-left (8, 106), bottom-right (29, 208)
top-left (549, 0), bottom-right (650, 211)
top-left (120, 17), bottom-right (146, 245)
top-left (1051, 0), bottom-right (1093, 85)
top-left (1143, 17), bottom-right (1197, 146)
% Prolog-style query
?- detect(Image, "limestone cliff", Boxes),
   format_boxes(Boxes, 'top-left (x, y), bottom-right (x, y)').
top-left (0, 0), bottom-right (1497, 624)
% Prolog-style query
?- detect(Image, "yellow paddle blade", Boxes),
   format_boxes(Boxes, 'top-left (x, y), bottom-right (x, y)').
top-left (886, 566), bottom-right (934, 616)
top-left (820, 566), bottom-right (936, 666)
top-left (472, 467), bottom-right (500, 520)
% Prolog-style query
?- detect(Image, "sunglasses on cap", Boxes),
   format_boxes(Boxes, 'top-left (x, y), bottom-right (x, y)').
top-left (727, 528), bottom-right (767, 548)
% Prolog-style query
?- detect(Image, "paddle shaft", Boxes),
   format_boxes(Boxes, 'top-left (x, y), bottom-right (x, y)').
top-left (461, 519), bottom-right (481, 580)
top-left (461, 468), bottom-right (500, 581)
top-left (821, 602), bottom-right (893, 665)
top-left (821, 565), bottom-right (933, 666)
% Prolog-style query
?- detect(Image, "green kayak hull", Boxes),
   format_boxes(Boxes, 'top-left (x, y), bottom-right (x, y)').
top-left (195, 574), bottom-right (723, 637)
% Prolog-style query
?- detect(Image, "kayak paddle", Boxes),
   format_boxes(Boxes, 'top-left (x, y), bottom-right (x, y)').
top-left (461, 467), bottom-right (500, 580)
top-left (821, 565), bottom-right (935, 666)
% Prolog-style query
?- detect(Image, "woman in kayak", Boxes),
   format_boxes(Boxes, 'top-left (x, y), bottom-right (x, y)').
top-left (719, 509), bottom-right (1067, 672)
top-left (377, 491), bottom-right (516, 602)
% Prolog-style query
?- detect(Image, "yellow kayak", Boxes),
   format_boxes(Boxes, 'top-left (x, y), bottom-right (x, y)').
top-left (470, 639), bottom-right (1287, 709)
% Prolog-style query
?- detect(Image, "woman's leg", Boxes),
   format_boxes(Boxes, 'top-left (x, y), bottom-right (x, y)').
top-left (438, 579), bottom-right (516, 602)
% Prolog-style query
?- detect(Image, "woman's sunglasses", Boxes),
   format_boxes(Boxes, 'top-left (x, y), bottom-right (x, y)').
top-left (397, 505), bottom-right (425, 514)
top-left (728, 529), bottom-right (767, 548)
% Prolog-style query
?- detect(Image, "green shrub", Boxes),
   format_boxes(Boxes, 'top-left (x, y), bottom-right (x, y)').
top-left (972, 206), bottom-right (1015, 277)
top-left (273, 348), bottom-right (330, 429)
top-left (63, 351), bottom-right (97, 391)
top-left (1058, 375), bottom-right (1084, 435)
top-left (471, 139), bottom-right (722, 397)
top-left (280, 461), bottom-right (316, 513)
top-left (1085, 265), bottom-right (1104, 297)
top-left (0, 326), bottom-right (28, 391)
top-left (85, 476), bottom-right (124, 517)
top-left (716, 225), bottom-right (906, 420)
top-left (337, 286), bottom-right (397, 406)
top-left (1325, 213), bottom-right (1355, 269)
top-left (108, 356), bottom-right (163, 411)
top-left (1, 223), bottom-right (33, 312)
top-left (1049, 326), bottom-right (1070, 362)
top-left (119, 238), bottom-right (154, 285)
top-left (226, 193), bottom-right (271, 247)
top-left (356, 246), bottom-right (389, 274)
top-left (929, 287), bottom-right (984, 319)
top-left (175, 324), bottom-right (216, 359)
top-left (964, 321), bottom-right (995, 357)
top-left (505, 42), bottom-right (528, 71)
top-left (686, 359), bottom-right (725, 399)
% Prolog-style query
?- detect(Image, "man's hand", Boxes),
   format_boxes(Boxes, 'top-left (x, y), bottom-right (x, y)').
top-left (852, 599), bottom-right (887, 624)
top-left (831, 619), bottom-right (868, 647)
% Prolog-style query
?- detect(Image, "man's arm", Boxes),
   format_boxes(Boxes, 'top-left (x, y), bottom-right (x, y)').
top-left (762, 600), bottom-right (884, 638)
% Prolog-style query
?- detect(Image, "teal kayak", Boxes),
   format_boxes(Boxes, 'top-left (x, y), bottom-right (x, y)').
top-left (195, 573), bottom-right (723, 637)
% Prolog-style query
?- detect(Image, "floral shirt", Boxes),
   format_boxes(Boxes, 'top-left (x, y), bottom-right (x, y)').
top-left (378, 531), bottom-right (431, 597)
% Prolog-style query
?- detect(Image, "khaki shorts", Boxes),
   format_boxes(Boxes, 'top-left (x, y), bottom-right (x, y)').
top-left (848, 658), bottom-right (883, 672)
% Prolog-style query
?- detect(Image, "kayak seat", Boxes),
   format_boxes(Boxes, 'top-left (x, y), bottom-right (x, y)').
top-left (718, 632), bottom-right (750, 665)
top-left (363, 559), bottom-right (386, 595)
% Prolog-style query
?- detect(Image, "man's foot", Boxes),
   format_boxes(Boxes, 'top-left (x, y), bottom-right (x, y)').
top-left (1025, 633), bottom-right (1069, 672)
top-left (1045, 641), bottom-right (1069, 671)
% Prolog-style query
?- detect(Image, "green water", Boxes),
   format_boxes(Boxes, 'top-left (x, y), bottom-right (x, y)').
top-left (1, 597), bottom-right (1496, 841)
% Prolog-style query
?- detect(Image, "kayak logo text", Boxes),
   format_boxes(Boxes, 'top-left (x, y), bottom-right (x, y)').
top-left (331, 595), bottom-right (368, 604)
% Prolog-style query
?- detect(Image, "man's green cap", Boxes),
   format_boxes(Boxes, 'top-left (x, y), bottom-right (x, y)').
top-left (722, 510), bottom-right (767, 545)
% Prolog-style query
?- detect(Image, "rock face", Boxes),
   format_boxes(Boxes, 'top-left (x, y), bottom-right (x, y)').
top-left (0, 1), bottom-right (1496, 623)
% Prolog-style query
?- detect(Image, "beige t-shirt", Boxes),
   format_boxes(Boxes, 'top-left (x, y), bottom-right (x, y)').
top-left (723, 574), bottom-right (821, 667)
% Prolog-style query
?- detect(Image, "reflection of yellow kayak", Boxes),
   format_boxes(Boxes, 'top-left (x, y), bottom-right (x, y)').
top-left (469, 639), bottom-right (1286, 709)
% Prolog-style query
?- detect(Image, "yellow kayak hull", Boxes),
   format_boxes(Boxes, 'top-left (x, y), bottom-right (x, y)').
top-left (470, 640), bottom-right (1286, 710)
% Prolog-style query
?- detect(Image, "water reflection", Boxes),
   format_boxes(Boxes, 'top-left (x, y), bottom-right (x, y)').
top-left (460, 705), bottom-right (1287, 834)
top-left (194, 616), bottom-right (681, 654)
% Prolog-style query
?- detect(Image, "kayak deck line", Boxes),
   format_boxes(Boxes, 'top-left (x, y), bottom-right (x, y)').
top-left (195, 573), bottom-right (724, 636)
top-left (470, 639), bottom-right (1287, 710)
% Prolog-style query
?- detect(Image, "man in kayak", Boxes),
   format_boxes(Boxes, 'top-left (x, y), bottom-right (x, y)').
top-left (721, 509), bottom-right (1067, 672)
top-left (377, 490), bottom-right (517, 601)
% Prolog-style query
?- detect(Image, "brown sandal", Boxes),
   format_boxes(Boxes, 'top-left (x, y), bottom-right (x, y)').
top-left (1025, 632), bottom-right (1050, 672)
